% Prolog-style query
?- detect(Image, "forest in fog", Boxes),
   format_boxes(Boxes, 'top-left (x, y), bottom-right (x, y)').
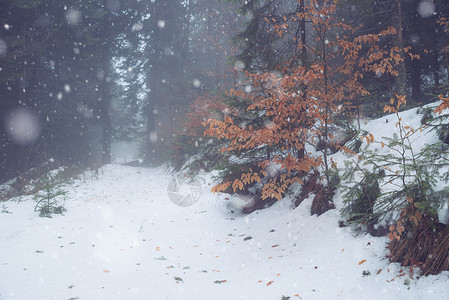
top-left (0, 0), bottom-right (241, 183)
top-left (2, 0), bottom-right (448, 185)
top-left (3, 1), bottom-right (449, 296)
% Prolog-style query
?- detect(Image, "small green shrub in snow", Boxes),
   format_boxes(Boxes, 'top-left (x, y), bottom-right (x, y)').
top-left (342, 96), bottom-right (449, 229)
top-left (33, 173), bottom-right (67, 218)
top-left (1, 204), bottom-right (11, 214)
top-left (341, 168), bottom-right (382, 226)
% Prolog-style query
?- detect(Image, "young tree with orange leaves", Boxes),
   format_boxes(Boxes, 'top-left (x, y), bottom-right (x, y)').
top-left (205, 0), bottom-right (408, 206)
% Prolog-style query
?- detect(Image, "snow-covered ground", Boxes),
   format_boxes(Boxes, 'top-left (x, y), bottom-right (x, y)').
top-left (1, 103), bottom-right (449, 299)
top-left (1, 163), bottom-right (448, 300)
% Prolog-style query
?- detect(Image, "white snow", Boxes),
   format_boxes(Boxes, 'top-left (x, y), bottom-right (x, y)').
top-left (1, 163), bottom-right (448, 299)
top-left (1, 103), bottom-right (449, 299)
top-left (333, 102), bottom-right (449, 223)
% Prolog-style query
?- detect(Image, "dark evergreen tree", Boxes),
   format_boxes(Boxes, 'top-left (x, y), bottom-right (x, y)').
top-left (0, 0), bottom-right (126, 182)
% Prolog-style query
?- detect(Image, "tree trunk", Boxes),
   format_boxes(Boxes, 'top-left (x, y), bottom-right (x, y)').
top-left (101, 87), bottom-right (112, 165)
top-left (391, 0), bottom-right (408, 97)
top-left (431, 18), bottom-right (440, 86)
top-left (433, 50), bottom-right (440, 87)
top-left (145, 102), bottom-right (156, 164)
top-left (300, 0), bottom-right (308, 68)
top-left (410, 58), bottom-right (422, 102)
top-left (180, 0), bottom-right (192, 76)
top-left (410, 0), bottom-right (425, 102)
top-left (446, 53), bottom-right (449, 80)
top-left (100, 10), bottom-right (112, 165)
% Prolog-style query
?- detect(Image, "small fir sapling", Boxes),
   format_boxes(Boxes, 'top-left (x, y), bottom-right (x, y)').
top-left (342, 95), bottom-right (449, 237)
top-left (33, 173), bottom-right (67, 218)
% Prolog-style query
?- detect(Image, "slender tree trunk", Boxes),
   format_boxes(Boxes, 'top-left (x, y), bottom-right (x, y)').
top-left (391, 0), bottom-right (408, 97)
top-left (292, 0), bottom-right (307, 161)
top-left (433, 50), bottom-right (440, 86)
top-left (410, 58), bottom-right (422, 102)
top-left (100, 84), bottom-right (112, 165)
top-left (300, 0), bottom-right (307, 68)
top-left (322, 30), bottom-right (330, 183)
top-left (446, 53), bottom-right (449, 80)
top-left (428, 3), bottom-right (439, 86)
top-left (432, 17), bottom-right (440, 86)
top-left (181, 0), bottom-right (192, 76)
top-left (410, 0), bottom-right (424, 102)
top-left (100, 10), bottom-right (113, 165)
top-left (146, 102), bottom-right (156, 164)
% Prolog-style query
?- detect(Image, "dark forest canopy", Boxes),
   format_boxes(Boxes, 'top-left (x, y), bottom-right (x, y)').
top-left (0, 0), bottom-right (240, 182)
top-left (0, 0), bottom-right (448, 184)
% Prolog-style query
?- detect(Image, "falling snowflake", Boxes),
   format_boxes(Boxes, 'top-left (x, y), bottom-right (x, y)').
top-left (131, 22), bottom-right (143, 32)
top-left (65, 8), bottom-right (82, 25)
top-left (157, 20), bottom-right (166, 29)
top-left (4, 107), bottom-right (41, 145)
top-left (193, 79), bottom-right (201, 88)
top-left (417, 0), bottom-right (435, 18)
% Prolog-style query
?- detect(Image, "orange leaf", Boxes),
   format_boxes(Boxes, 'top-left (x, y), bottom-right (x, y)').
top-left (267, 281), bottom-right (274, 286)
top-left (358, 259), bottom-right (367, 265)
top-left (103, 270), bottom-right (111, 273)
top-left (388, 232), bottom-right (394, 241)
top-left (156, 247), bottom-right (160, 252)
top-left (377, 269), bottom-right (382, 275)
top-left (272, 245), bottom-right (279, 248)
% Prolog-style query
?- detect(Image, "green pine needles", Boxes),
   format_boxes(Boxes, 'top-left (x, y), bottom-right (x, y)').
top-left (342, 96), bottom-right (449, 230)
top-left (33, 173), bottom-right (67, 218)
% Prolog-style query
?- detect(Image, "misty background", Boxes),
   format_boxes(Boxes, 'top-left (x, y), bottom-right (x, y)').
top-left (1, 0), bottom-right (449, 185)
top-left (0, 0), bottom-right (241, 184)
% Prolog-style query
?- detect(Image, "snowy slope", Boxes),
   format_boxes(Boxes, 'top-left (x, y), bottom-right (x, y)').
top-left (332, 101), bottom-right (449, 223)
top-left (1, 163), bottom-right (448, 300)
top-left (1, 103), bottom-right (449, 299)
